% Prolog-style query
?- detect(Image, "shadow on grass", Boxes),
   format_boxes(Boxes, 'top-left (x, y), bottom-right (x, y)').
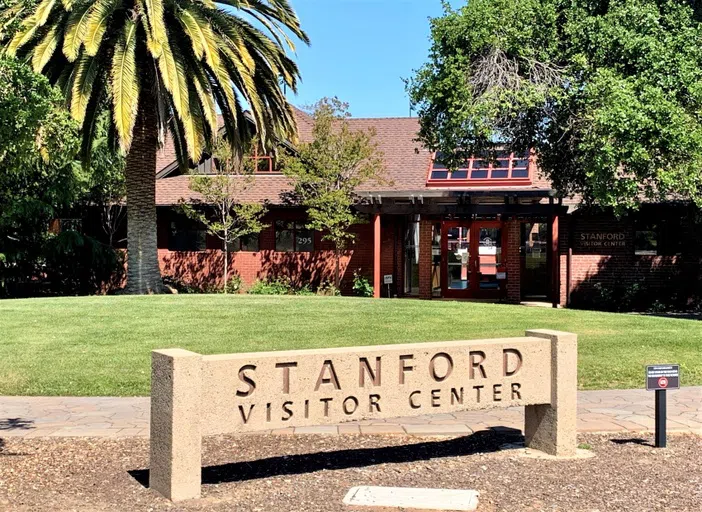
top-left (129, 427), bottom-right (522, 488)
top-left (610, 437), bottom-right (654, 448)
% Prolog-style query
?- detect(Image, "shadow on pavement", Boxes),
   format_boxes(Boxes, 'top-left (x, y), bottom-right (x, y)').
top-left (0, 418), bottom-right (35, 431)
top-left (129, 427), bottom-right (523, 488)
top-left (610, 437), bottom-right (654, 447)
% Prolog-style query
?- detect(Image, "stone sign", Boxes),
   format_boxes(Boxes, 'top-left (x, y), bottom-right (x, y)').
top-left (150, 329), bottom-right (577, 501)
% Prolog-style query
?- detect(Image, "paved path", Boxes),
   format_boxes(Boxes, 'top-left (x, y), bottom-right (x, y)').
top-left (1, 387), bottom-right (700, 438)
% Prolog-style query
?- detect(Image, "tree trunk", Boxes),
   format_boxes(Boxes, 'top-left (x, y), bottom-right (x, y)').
top-left (335, 247), bottom-right (341, 289)
top-left (223, 240), bottom-right (228, 294)
top-left (122, 105), bottom-right (166, 294)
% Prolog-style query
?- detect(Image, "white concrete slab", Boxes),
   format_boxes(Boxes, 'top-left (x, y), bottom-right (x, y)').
top-left (343, 486), bottom-right (479, 511)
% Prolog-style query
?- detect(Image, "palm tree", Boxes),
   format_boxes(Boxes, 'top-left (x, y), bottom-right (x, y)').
top-left (4, 0), bottom-right (308, 293)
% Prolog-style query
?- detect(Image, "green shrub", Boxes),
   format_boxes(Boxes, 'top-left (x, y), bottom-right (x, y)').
top-left (246, 277), bottom-right (339, 296)
top-left (352, 270), bottom-right (373, 297)
top-left (225, 275), bottom-right (243, 294)
top-left (296, 284), bottom-right (316, 296)
top-left (43, 231), bottom-right (124, 295)
top-left (247, 277), bottom-right (295, 295)
top-left (317, 281), bottom-right (341, 296)
top-left (162, 276), bottom-right (203, 294)
top-left (164, 274), bottom-right (244, 294)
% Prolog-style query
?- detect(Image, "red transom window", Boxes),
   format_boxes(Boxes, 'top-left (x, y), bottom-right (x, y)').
top-left (428, 150), bottom-right (531, 185)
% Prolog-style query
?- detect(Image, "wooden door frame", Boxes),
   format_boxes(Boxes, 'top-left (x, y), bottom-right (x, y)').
top-left (472, 220), bottom-right (508, 299)
top-left (440, 219), bottom-right (508, 299)
top-left (441, 220), bottom-right (474, 299)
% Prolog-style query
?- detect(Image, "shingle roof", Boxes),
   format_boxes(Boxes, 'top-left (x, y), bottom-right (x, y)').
top-left (155, 110), bottom-right (435, 205)
top-left (156, 175), bottom-right (295, 206)
top-left (154, 109), bottom-right (555, 205)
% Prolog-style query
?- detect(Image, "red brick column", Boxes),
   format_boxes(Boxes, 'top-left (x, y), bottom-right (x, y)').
top-left (505, 219), bottom-right (521, 304)
top-left (551, 214), bottom-right (560, 308)
top-left (559, 216), bottom-right (570, 307)
top-left (418, 219), bottom-right (433, 299)
top-left (373, 214), bottom-right (381, 299)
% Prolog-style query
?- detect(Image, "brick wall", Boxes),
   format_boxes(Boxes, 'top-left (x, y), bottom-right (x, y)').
top-left (559, 211), bottom-right (701, 308)
top-left (505, 219), bottom-right (521, 303)
top-left (418, 219), bottom-right (433, 299)
top-left (158, 207), bottom-right (374, 294)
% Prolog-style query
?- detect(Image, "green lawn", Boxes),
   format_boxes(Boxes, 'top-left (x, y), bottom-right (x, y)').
top-left (0, 295), bottom-right (700, 396)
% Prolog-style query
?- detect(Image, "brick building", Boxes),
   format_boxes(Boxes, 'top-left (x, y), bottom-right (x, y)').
top-left (123, 109), bottom-right (700, 308)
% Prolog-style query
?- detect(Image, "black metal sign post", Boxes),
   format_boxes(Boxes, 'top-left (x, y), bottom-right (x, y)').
top-left (655, 389), bottom-right (666, 448)
top-left (646, 364), bottom-right (680, 448)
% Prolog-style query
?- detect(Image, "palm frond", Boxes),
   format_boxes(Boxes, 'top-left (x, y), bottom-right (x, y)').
top-left (83, 0), bottom-right (116, 56)
top-left (62, 2), bottom-right (92, 61)
top-left (182, 82), bottom-right (206, 161)
top-left (135, 0), bottom-right (162, 57)
top-left (111, 18), bottom-right (140, 153)
top-left (217, 0), bottom-right (309, 47)
top-left (5, 0), bottom-right (58, 55)
top-left (32, 25), bottom-right (60, 72)
top-left (69, 52), bottom-right (99, 122)
top-left (167, 102), bottom-right (189, 170)
top-left (156, 39), bottom-right (190, 125)
top-left (143, 0), bottom-right (167, 48)
top-left (191, 66), bottom-right (218, 137)
top-left (79, 76), bottom-right (105, 165)
top-left (175, 6), bottom-right (220, 68)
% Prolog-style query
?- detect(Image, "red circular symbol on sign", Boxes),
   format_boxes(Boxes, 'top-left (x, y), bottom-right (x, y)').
top-left (658, 377), bottom-right (669, 388)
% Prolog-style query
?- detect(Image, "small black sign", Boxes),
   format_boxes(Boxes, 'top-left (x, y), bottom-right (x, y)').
top-left (646, 365), bottom-right (680, 391)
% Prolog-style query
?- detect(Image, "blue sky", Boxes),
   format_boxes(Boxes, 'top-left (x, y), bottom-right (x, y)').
top-left (287, 1), bottom-right (462, 118)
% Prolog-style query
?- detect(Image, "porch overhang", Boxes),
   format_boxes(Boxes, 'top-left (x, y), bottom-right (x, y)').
top-left (355, 188), bottom-right (568, 216)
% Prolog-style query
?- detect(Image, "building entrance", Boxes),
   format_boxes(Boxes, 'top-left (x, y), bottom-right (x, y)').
top-left (440, 220), bottom-right (507, 299)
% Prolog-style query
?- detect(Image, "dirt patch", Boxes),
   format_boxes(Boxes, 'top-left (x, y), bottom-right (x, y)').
top-left (0, 431), bottom-right (700, 511)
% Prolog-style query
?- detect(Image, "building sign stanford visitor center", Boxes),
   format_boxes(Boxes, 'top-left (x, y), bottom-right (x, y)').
top-left (149, 330), bottom-right (578, 501)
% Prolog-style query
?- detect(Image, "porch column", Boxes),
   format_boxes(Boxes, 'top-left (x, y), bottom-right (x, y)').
top-left (418, 219), bottom-right (433, 299)
top-left (551, 214), bottom-right (560, 308)
top-left (373, 214), bottom-right (381, 299)
top-left (505, 219), bottom-right (521, 304)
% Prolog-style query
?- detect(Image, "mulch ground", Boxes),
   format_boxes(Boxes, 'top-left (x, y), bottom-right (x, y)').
top-left (0, 431), bottom-right (700, 511)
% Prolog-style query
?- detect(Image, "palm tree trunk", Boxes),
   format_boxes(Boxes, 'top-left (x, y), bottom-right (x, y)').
top-left (123, 105), bottom-right (165, 294)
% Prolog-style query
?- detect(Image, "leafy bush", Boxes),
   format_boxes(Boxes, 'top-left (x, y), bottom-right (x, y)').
top-left (352, 270), bottom-right (373, 297)
top-left (162, 276), bottom-right (203, 294)
top-left (225, 274), bottom-right (243, 294)
top-left (296, 284), bottom-right (316, 296)
top-left (317, 281), bottom-right (341, 296)
top-left (571, 278), bottom-right (696, 313)
top-left (246, 277), bottom-right (339, 296)
top-left (43, 231), bottom-right (124, 295)
top-left (163, 274), bottom-right (243, 294)
top-left (247, 277), bottom-right (295, 295)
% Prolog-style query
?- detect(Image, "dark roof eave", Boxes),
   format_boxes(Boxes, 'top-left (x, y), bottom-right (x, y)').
top-left (357, 188), bottom-right (557, 199)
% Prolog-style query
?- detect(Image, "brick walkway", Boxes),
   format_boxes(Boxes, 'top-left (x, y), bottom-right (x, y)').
top-left (1, 387), bottom-right (700, 438)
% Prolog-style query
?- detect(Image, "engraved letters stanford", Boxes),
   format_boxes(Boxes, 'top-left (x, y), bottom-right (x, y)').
top-left (149, 330), bottom-right (578, 501)
top-left (198, 335), bottom-right (555, 433)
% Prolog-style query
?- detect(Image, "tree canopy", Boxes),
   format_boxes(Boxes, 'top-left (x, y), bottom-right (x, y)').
top-left (3, 0), bottom-right (309, 163)
top-left (281, 98), bottom-right (385, 286)
top-left (3, 0), bottom-right (308, 293)
top-left (0, 55), bottom-right (79, 234)
top-left (408, 0), bottom-right (702, 211)
top-left (180, 137), bottom-right (267, 292)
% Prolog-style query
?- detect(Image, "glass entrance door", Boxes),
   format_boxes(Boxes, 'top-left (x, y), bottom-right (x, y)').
top-left (474, 221), bottom-right (505, 298)
top-left (520, 221), bottom-right (549, 298)
top-left (441, 222), bottom-right (472, 298)
top-left (441, 220), bottom-right (507, 299)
